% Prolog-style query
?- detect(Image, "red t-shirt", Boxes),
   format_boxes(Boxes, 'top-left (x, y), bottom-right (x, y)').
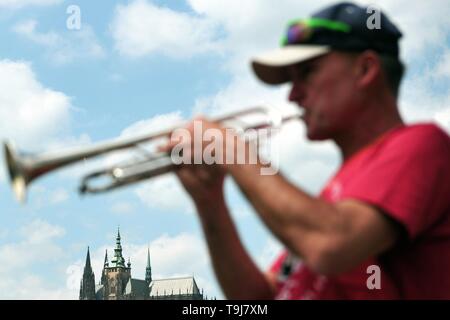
top-left (270, 123), bottom-right (450, 299)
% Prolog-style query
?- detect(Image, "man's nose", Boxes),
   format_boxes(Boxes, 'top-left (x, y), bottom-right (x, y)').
top-left (288, 81), bottom-right (307, 106)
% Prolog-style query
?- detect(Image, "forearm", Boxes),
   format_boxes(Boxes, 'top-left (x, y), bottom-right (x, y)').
top-left (227, 162), bottom-right (343, 261)
top-left (196, 198), bottom-right (275, 299)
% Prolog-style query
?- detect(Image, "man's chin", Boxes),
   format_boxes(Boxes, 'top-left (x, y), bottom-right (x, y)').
top-left (306, 129), bottom-right (330, 141)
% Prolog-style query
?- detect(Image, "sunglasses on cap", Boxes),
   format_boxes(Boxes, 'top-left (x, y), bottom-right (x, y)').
top-left (280, 18), bottom-right (351, 46)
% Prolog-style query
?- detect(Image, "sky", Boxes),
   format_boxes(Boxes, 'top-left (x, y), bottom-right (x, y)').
top-left (0, 0), bottom-right (449, 299)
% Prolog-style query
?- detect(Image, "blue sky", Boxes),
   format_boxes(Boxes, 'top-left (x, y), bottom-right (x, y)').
top-left (0, 0), bottom-right (449, 299)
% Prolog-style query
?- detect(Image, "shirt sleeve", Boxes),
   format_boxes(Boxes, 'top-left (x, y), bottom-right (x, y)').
top-left (341, 125), bottom-right (450, 240)
top-left (269, 251), bottom-right (287, 274)
top-left (268, 251), bottom-right (291, 293)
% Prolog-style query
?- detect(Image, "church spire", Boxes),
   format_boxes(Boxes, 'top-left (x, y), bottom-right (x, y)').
top-left (80, 247), bottom-right (96, 300)
top-left (103, 249), bottom-right (109, 267)
top-left (100, 249), bottom-right (108, 286)
top-left (145, 247), bottom-right (152, 283)
top-left (110, 227), bottom-right (125, 268)
top-left (85, 247), bottom-right (93, 273)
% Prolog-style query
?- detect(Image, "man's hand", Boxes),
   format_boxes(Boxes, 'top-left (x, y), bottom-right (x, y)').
top-left (176, 164), bottom-right (226, 210)
top-left (159, 116), bottom-right (231, 210)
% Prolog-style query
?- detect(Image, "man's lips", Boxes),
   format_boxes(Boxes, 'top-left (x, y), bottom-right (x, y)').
top-left (300, 112), bottom-right (310, 122)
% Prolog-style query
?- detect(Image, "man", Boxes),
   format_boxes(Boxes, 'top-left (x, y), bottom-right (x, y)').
top-left (165, 2), bottom-right (450, 299)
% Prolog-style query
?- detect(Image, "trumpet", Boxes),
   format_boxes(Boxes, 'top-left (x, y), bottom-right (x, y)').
top-left (4, 106), bottom-right (301, 203)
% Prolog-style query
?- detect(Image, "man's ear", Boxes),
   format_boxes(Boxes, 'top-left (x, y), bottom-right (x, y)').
top-left (355, 50), bottom-right (382, 89)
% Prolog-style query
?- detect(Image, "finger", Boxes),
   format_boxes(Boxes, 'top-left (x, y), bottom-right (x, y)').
top-left (157, 143), bottom-right (171, 153)
top-left (175, 166), bottom-right (200, 186)
top-left (195, 166), bottom-right (213, 184)
top-left (176, 165), bottom-right (215, 187)
top-left (157, 133), bottom-right (191, 153)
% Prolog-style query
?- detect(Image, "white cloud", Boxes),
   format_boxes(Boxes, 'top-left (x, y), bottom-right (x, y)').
top-left (13, 19), bottom-right (105, 64)
top-left (187, 0), bottom-right (331, 74)
top-left (0, 274), bottom-right (78, 300)
top-left (13, 20), bottom-right (59, 46)
top-left (357, 0), bottom-right (450, 63)
top-left (435, 108), bottom-right (450, 132)
top-left (135, 174), bottom-right (194, 213)
top-left (109, 0), bottom-right (323, 68)
top-left (108, 111), bottom-right (196, 212)
top-left (49, 188), bottom-right (69, 204)
top-left (223, 196), bottom-right (254, 220)
top-left (434, 51), bottom-right (450, 80)
top-left (188, 0), bottom-right (450, 66)
top-left (184, 0), bottom-right (450, 86)
top-left (147, 233), bottom-right (209, 276)
top-left (0, 228), bottom-right (9, 239)
top-left (110, 0), bottom-right (222, 58)
top-left (397, 47), bottom-right (450, 134)
top-left (19, 219), bottom-right (65, 242)
top-left (146, 233), bottom-right (220, 297)
top-left (0, 219), bottom-right (72, 299)
top-left (0, 60), bottom-right (72, 149)
top-left (0, 0), bottom-right (61, 9)
top-left (119, 111), bottom-right (184, 138)
top-left (110, 201), bottom-right (135, 215)
top-left (7, 183), bottom-right (71, 208)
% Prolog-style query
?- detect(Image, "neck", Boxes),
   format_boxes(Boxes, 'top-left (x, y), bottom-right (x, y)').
top-left (334, 96), bottom-right (404, 161)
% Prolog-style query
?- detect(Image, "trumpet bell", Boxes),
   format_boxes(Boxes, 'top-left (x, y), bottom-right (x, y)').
top-left (4, 142), bottom-right (27, 203)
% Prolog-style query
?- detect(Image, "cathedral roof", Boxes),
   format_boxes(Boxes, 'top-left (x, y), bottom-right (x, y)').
top-left (125, 278), bottom-right (148, 299)
top-left (149, 276), bottom-right (201, 297)
top-left (95, 284), bottom-right (104, 300)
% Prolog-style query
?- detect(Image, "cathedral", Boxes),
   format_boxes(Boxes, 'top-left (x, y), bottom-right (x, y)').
top-left (79, 229), bottom-right (205, 300)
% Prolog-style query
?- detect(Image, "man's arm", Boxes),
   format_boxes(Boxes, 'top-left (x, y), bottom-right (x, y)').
top-left (228, 162), bottom-right (400, 275)
top-left (174, 165), bottom-right (276, 299)
top-left (195, 197), bottom-right (277, 299)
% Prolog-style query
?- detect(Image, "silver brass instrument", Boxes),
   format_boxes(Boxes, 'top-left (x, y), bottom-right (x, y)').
top-left (4, 106), bottom-right (301, 203)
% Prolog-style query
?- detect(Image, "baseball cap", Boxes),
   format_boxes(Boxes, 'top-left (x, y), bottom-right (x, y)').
top-left (251, 2), bottom-right (403, 85)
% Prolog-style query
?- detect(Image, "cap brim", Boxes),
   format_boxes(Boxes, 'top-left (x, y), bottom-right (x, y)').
top-left (251, 45), bottom-right (330, 85)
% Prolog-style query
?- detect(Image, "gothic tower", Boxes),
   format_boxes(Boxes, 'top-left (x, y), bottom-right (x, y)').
top-left (80, 228), bottom-right (205, 300)
top-left (79, 247), bottom-right (96, 300)
top-left (100, 249), bottom-right (108, 286)
top-left (101, 228), bottom-right (131, 300)
top-left (145, 247), bottom-right (152, 283)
